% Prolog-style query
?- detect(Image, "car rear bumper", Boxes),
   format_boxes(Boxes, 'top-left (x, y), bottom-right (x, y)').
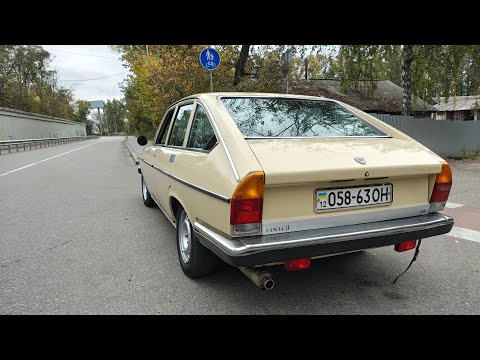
top-left (193, 213), bottom-right (454, 267)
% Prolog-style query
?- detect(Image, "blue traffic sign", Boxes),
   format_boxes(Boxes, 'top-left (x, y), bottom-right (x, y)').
top-left (199, 48), bottom-right (221, 71)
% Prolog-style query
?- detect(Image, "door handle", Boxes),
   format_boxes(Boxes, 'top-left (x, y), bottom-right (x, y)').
top-left (169, 154), bottom-right (176, 163)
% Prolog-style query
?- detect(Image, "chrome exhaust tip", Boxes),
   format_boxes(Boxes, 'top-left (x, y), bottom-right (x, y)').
top-left (239, 267), bottom-right (274, 290)
top-left (264, 278), bottom-right (275, 291)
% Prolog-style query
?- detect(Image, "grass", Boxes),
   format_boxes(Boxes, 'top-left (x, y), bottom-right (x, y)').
top-left (455, 151), bottom-right (480, 160)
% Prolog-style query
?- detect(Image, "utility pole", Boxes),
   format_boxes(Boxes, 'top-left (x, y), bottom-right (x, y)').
top-left (282, 49), bottom-right (293, 94)
top-left (146, 45), bottom-right (149, 57)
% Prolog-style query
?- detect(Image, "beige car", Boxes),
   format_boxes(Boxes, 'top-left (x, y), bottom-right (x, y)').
top-left (137, 92), bottom-right (454, 290)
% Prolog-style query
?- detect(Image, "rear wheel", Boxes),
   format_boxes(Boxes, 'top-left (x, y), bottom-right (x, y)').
top-left (176, 207), bottom-right (217, 278)
top-left (141, 176), bottom-right (155, 207)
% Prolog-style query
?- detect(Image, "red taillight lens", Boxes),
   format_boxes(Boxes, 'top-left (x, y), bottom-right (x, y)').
top-left (430, 182), bottom-right (452, 202)
top-left (284, 258), bottom-right (311, 271)
top-left (230, 198), bottom-right (263, 224)
top-left (395, 240), bottom-right (417, 252)
top-left (230, 172), bottom-right (265, 227)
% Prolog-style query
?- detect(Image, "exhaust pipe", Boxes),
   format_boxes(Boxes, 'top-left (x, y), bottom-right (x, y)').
top-left (239, 267), bottom-right (275, 290)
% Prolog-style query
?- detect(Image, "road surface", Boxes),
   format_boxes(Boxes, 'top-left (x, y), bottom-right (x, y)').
top-left (1, 137), bottom-right (479, 314)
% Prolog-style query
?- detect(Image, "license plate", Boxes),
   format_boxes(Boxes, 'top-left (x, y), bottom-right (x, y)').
top-left (315, 184), bottom-right (393, 211)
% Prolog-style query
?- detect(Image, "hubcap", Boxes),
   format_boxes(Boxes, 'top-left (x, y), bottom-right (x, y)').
top-left (178, 211), bottom-right (191, 264)
top-left (142, 178), bottom-right (148, 200)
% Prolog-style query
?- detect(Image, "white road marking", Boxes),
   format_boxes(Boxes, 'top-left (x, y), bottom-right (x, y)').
top-left (0, 141), bottom-right (102, 177)
top-left (449, 226), bottom-right (480, 244)
top-left (445, 202), bottom-right (464, 209)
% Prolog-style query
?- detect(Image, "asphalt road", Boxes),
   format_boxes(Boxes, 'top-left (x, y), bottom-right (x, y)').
top-left (1, 137), bottom-right (479, 314)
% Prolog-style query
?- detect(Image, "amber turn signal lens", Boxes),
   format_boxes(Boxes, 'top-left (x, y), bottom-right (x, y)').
top-left (436, 162), bottom-right (452, 184)
top-left (231, 171), bottom-right (265, 200)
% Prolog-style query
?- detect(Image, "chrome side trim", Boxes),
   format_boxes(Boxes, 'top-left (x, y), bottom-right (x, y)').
top-left (261, 204), bottom-right (431, 235)
top-left (197, 99), bottom-right (240, 182)
top-left (140, 158), bottom-right (230, 203)
top-left (194, 213), bottom-right (454, 257)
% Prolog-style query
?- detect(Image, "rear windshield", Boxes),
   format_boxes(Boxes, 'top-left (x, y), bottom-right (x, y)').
top-left (221, 97), bottom-right (387, 138)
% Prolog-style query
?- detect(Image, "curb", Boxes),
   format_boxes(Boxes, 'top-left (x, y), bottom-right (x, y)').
top-left (124, 137), bottom-right (139, 165)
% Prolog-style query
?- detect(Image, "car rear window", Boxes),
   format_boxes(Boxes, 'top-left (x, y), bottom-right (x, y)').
top-left (221, 97), bottom-right (387, 138)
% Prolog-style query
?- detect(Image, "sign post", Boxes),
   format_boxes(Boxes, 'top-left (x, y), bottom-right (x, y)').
top-left (199, 47), bottom-right (221, 92)
top-left (89, 100), bottom-right (106, 135)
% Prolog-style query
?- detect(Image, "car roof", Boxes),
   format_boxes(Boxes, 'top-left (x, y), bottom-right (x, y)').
top-left (171, 92), bottom-right (334, 106)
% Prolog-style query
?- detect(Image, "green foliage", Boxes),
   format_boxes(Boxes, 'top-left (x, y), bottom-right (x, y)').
top-left (104, 98), bottom-right (126, 135)
top-left (329, 45), bottom-right (480, 103)
top-left (112, 45), bottom-right (325, 138)
top-left (458, 150), bottom-right (480, 160)
top-left (0, 45), bottom-right (77, 119)
top-left (73, 100), bottom-right (94, 135)
top-left (113, 44), bottom-right (480, 135)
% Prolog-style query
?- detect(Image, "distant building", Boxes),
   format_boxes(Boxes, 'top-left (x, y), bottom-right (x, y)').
top-left (290, 79), bottom-right (436, 116)
top-left (432, 96), bottom-right (480, 121)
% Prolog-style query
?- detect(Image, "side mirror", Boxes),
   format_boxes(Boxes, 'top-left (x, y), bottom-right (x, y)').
top-left (137, 135), bottom-right (148, 146)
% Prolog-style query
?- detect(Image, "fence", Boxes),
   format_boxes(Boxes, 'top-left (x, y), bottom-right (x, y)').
top-left (0, 136), bottom-right (97, 155)
top-left (369, 113), bottom-right (480, 157)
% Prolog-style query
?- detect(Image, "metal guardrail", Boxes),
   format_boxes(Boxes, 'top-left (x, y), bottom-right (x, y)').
top-left (0, 136), bottom-right (98, 155)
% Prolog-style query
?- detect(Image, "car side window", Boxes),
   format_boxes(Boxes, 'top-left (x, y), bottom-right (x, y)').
top-left (187, 105), bottom-right (217, 151)
top-left (157, 109), bottom-right (175, 145)
top-left (168, 104), bottom-right (193, 147)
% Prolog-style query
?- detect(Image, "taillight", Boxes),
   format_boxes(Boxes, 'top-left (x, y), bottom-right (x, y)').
top-left (284, 258), bottom-right (311, 271)
top-left (429, 161), bottom-right (452, 212)
top-left (230, 171), bottom-right (265, 236)
top-left (395, 240), bottom-right (417, 252)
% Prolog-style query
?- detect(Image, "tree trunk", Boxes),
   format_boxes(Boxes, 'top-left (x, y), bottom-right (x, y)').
top-left (233, 45), bottom-right (250, 85)
top-left (401, 45), bottom-right (414, 116)
top-left (304, 58), bottom-right (308, 80)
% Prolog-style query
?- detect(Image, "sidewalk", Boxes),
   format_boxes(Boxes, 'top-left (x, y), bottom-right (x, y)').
top-left (124, 136), bottom-right (149, 164)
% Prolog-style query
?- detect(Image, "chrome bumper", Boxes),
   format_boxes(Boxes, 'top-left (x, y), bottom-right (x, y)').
top-left (193, 213), bottom-right (454, 267)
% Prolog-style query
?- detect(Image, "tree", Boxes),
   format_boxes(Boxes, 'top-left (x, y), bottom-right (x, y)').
top-left (401, 45), bottom-right (414, 115)
top-left (330, 45), bottom-right (480, 115)
top-left (233, 45), bottom-right (250, 85)
top-left (104, 99), bottom-right (126, 135)
top-left (111, 45), bottom-right (325, 137)
top-left (73, 100), bottom-right (94, 135)
top-left (0, 45), bottom-right (76, 119)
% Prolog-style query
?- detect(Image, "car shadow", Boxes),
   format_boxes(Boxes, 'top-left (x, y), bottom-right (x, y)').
top-left (192, 250), bottom-right (413, 314)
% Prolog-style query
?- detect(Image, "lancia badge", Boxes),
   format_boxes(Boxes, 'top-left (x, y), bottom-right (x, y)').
top-left (354, 157), bottom-right (366, 165)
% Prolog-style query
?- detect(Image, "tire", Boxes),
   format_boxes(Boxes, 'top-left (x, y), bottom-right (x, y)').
top-left (141, 175), bottom-right (155, 207)
top-left (176, 207), bottom-right (218, 278)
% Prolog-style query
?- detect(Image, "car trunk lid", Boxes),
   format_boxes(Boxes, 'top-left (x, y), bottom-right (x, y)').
top-left (247, 138), bottom-right (441, 230)
top-left (247, 137), bottom-right (441, 185)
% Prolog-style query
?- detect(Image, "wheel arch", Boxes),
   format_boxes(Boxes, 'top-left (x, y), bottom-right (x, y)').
top-left (169, 194), bottom-right (191, 225)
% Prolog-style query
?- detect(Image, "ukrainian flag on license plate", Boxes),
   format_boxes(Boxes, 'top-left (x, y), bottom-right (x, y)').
top-left (317, 191), bottom-right (327, 200)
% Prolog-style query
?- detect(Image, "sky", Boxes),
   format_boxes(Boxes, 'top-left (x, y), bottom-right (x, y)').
top-left (41, 45), bottom-right (130, 102)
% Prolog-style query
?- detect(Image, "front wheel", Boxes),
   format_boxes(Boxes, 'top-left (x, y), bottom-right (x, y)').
top-left (176, 207), bottom-right (217, 278)
top-left (141, 175), bottom-right (155, 207)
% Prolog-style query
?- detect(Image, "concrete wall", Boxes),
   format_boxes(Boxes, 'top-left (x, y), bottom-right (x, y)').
top-left (0, 107), bottom-right (86, 140)
top-left (371, 113), bottom-right (480, 157)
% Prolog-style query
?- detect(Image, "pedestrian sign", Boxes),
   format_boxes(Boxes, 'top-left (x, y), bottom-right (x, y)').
top-left (200, 48), bottom-right (221, 71)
